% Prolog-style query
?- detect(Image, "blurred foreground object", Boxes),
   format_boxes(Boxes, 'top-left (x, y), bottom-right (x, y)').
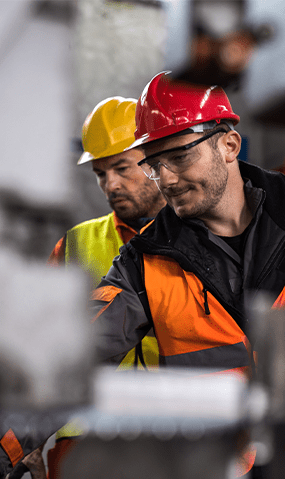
top-left (0, 0), bottom-right (92, 413)
top-left (0, 0), bottom-right (76, 207)
top-left (60, 367), bottom-right (251, 479)
top-left (248, 293), bottom-right (285, 478)
top-left (0, 247), bottom-right (92, 410)
top-left (0, 2), bottom-right (94, 476)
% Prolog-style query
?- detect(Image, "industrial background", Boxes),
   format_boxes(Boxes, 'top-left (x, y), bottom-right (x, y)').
top-left (2, 0), bottom-right (284, 242)
top-left (1, 0), bottom-right (285, 478)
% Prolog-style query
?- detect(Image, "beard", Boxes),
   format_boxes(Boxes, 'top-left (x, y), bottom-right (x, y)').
top-left (161, 149), bottom-right (229, 219)
top-left (108, 181), bottom-right (163, 221)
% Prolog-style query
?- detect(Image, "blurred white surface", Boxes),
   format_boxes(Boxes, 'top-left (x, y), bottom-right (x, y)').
top-left (0, 248), bottom-right (92, 409)
top-left (0, 0), bottom-right (74, 207)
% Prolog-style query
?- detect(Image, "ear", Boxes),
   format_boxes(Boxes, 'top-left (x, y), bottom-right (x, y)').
top-left (220, 130), bottom-right (242, 163)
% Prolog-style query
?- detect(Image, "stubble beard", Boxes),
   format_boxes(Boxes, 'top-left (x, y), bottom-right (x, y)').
top-left (169, 150), bottom-right (229, 219)
top-left (111, 181), bottom-right (163, 221)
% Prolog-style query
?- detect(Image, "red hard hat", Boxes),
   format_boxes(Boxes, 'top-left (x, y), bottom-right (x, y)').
top-left (132, 71), bottom-right (240, 148)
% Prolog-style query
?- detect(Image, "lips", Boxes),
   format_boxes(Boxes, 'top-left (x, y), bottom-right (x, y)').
top-left (165, 188), bottom-right (192, 198)
top-left (109, 195), bottom-right (130, 206)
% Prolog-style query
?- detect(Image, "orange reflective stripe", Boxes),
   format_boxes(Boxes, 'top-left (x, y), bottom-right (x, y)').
top-left (90, 285), bottom-right (122, 302)
top-left (90, 285), bottom-right (122, 322)
top-left (47, 237), bottom-right (65, 266)
top-left (0, 429), bottom-right (24, 467)
top-left (273, 286), bottom-right (285, 309)
top-left (139, 219), bottom-right (154, 234)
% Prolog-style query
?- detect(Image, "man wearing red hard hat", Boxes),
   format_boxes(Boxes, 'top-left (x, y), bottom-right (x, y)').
top-left (90, 73), bottom-right (285, 477)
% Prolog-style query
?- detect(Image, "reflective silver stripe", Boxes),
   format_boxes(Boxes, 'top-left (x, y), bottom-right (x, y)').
top-left (159, 342), bottom-right (250, 369)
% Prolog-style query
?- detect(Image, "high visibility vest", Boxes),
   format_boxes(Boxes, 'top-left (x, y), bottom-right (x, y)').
top-left (63, 213), bottom-right (158, 370)
top-left (143, 254), bottom-right (250, 375)
top-left (65, 212), bottom-right (124, 288)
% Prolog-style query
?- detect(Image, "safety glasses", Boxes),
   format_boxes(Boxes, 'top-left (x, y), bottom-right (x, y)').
top-left (138, 127), bottom-right (227, 180)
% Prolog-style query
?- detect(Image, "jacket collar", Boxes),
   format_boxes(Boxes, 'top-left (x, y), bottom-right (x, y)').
top-left (239, 161), bottom-right (285, 231)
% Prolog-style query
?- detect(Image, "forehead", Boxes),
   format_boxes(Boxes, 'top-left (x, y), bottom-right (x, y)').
top-left (92, 148), bottom-right (144, 171)
top-left (143, 132), bottom-right (201, 157)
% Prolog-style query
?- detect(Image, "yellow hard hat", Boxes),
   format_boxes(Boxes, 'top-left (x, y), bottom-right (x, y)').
top-left (77, 96), bottom-right (137, 165)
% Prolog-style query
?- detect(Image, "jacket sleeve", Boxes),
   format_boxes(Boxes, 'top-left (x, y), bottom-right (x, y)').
top-left (90, 254), bottom-right (152, 365)
top-left (0, 411), bottom-right (67, 478)
top-left (0, 428), bottom-right (49, 479)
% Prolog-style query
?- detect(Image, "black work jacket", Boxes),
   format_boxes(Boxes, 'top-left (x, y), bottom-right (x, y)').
top-left (91, 161), bottom-right (285, 364)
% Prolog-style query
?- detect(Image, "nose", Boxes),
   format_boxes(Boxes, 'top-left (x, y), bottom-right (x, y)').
top-left (104, 171), bottom-right (121, 195)
top-left (158, 163), bottom-right (179, 187)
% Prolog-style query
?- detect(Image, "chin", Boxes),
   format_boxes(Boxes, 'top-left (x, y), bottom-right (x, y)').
top-left (114, 207), bottom-right (139, 221)
top-left (173, 204), bottom-right (190, 218)
top-left (174, 206), bottom-right (198, 219)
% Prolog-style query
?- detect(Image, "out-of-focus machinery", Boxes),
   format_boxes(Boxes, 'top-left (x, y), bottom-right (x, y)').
top-left (0, 0), bottom-right (94, 444)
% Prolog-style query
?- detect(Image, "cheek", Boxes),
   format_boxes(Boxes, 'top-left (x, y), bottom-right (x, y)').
top-left (132, 175), bottom-right (144, 186)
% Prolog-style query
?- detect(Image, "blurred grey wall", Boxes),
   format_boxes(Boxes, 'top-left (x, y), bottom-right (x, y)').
top-left (71, 0), bottom-right (167, 225)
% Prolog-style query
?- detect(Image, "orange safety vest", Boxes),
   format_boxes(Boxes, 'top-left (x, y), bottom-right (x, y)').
top-left (144, 254), bottom-right (251, 374)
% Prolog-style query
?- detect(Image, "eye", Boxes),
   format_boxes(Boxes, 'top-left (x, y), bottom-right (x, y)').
top-left (115, 165), bottom-right (131, 175)
top-left (147, 158), bottom-right (159, 168)
top-left (173, 151), bottom-right (197, 165)
top-left (94, 170), bottom-right (105, 179)
top-left (170, 153), bottom-right (189, 163)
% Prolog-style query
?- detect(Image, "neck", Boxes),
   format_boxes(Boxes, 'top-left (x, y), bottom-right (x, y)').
top-left (201, 176), bottom-right (253, 237)
top-left (147, 196), bottom-right (167, 218)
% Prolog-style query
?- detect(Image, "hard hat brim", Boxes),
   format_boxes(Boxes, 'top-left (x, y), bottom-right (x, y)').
top-left (77, 152), bottom-right (95, 165)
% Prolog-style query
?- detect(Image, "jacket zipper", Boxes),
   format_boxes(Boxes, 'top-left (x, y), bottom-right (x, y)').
top-left (197, 273), bottom-right (245, 325)
top-left (202, 287), bottom-right (211, 315)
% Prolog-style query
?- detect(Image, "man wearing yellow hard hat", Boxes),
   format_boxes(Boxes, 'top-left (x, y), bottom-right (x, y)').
top-left (49, 96), bottom-right (165, 282)
top-left (46, 96), bottom-right (166, 478)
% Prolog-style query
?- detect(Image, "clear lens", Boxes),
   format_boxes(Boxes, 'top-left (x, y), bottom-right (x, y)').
top-left (139, 128), bottom-right (227, 180)
top-left (141, 162), bottom-right (160, 180)
top-left (141, 149), bottom-right (198, 180)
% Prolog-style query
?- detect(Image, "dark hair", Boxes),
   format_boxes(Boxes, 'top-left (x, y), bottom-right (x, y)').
top-left (202, 122), bottom-right (232, 150)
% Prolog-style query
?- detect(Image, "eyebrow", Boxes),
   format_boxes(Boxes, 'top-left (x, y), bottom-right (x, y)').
top-left (93, 158), bottom-right (130, 173)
